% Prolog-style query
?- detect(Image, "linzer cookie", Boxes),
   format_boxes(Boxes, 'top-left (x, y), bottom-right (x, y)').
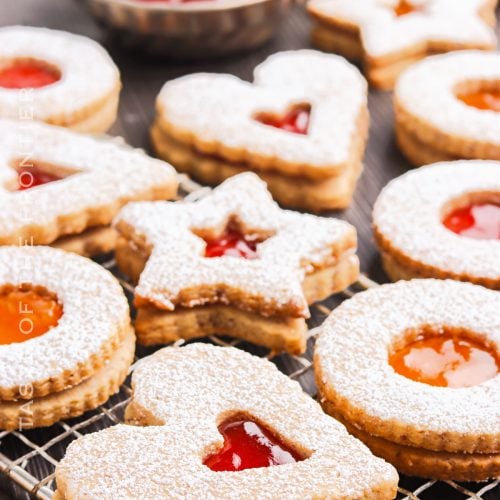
top-left (151, 50), bottom-right (368, 212)
top-left (307, 0), bottom-right (498, 90)
top-left (373, 160), bottom-right (500, 289)
top-left (0, 119), bottom-right (178, 257)
top-left (0, 26), bottom-right (121, 133)
top-left (0, 246), bottom-right (135, 430)
top-left (315, 279), bottom-right (500, 481)
top-left (395, 51), bottom-right (500, 165)
top-left (55, 344), bottom-right (398, 499)
top-left (114, 173), bottom-right (359, 354)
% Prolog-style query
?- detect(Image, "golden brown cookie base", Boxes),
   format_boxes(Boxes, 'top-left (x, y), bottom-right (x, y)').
top-left (151, 124), bottom-right (364, 212)
top-left (0, 318), bottom-right (131, 402)
top-left (51, 225), bottom-right (117, 257)
top-left (315, 358), bottom-right (500, 454)
top-left (0, 328), bottom-right (135, 430)
top-left (117, 236), bottom-right (359, 353)
top-left (374, 227), bottom-right (500, 290)
top-left (323, 400), bottom-right (500, 481)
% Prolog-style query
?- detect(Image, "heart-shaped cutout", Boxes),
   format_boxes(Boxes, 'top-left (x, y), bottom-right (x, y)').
top-left (254, 103), bottom-right (311, 135)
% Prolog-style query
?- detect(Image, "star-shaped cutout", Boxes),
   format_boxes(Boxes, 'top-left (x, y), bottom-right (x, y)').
top-left (114, 173), bottom-right (358, 320)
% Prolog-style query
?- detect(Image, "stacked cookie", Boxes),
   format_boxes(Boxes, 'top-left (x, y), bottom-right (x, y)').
top-left (307, 0), bottom-right (498, 89)
top-left (114, 173), bottom-right (359, 354)
top-left (315, 279), bottom-right (500, 481)
top-left (150, 50), bottom-right (368, 212)
top-left (395, 51), bottom-right (500, 165)
top-left (0, 246), bottom-right (135, 430)
top-left (0, 26), bottom-right (121, 133)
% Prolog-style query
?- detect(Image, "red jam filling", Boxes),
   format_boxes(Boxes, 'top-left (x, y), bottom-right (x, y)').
top-left (0, 60), bottom-right (60, 89)
top-left (16, 166), bottom-right (62, 191)
top-left (389, 333), bottom-right (499, 388)
top-left (256, 104), bottom-right (310, 135)
top-left (0, 289), bottom-right (63, 345)
top-left (393, 0), bottom-right (420, 16)
top-left (458, 90), bottom-right (500, 112)
top-left (203, 418), bottom-right (303, 471)
top-left (443, 203), bottom-right (500, 240)
top-left (204, 230), bottom-right (258, 259)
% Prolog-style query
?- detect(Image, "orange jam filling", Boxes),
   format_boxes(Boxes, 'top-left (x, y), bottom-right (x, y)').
top-left (390, 333), bottom-right (499, 388)
top-left (203, 418), bottom-right (303, 471)
top-left (16, 165), bottom-right (63, 191)
top-left (204, 230), bottom-right (259, 259)
top-left (0, 289), bottom-right (63, 345)
top-left (393, 0), bottom-right (420, 16)
top-left (443, 203), bottom-right (500, 240)
top-left (457, 89), bottom-right (500, 112)
top-left (0, 60), bottom-right (60, 89)
top-left (255, 104), bottom-right (311, 135)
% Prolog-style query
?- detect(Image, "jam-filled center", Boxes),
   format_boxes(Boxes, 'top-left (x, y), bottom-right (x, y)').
top-left (0, 289), bottom-right (63, 345)
top-left (16, 165), bottom-right (64, 191)
top-left (393, 0), bottom-right (421, 16)
top-left (204, 230), bottom-right (259, 259)
top-left (255, 104), bottom-right (311, 135)
top-left (0, 59), bottom-right (61, 89)
top-left (390, 333), bottom-right (499, 388)
top-left (443, 203), bottom-right (500, 240)
top-left (203, 418), bottom-right (303, 471)
top-left (457, 89), bottom-right (500, 112)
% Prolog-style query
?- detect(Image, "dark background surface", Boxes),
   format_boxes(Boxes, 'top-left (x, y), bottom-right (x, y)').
top-left (1, 1), bottom-right (499, 499)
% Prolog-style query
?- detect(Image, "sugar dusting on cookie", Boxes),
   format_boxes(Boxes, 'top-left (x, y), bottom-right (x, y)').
top-left (56, 344), bottom-right (398, 499)
top-left (114, 173), bottom-right (357, 317)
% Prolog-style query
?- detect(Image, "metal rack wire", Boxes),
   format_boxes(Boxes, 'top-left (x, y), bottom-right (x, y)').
top-left (0, 177), bottom-right (498, 499)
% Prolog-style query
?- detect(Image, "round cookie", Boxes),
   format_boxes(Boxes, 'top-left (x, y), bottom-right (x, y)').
top-left (0, 246), bottom-right (135, 429)
top-left (395, 51), bottom-right (500, 165)
top-left (373, 160), bottom-right (500, 289)
top-left (315, 279), bottom-right (500, 481)
top-left (0, 25), bottom-right (121, 133)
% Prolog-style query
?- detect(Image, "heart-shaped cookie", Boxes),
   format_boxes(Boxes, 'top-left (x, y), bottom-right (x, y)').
top-left (55, 344), bottom-right (398, 499)
top-left (151, 50), bottom-right (368, 212)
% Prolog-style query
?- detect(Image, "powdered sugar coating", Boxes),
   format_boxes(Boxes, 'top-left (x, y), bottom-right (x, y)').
top-left (373, 160), bottom-right (500, 280)
top-left (308, 0), bottom-right (496, 58)
top-left (0, 246), bottom-right (129, 390)
top-left (56, 344), bottom-right (398, 499)
top-left (114, 173), bottom-right (357, 317)
top-left (315, 279), bottom-right (500, 436)
top-left (156, 50), bottom-right (367, 173)
top-left (396, 51), bottom-right (500, 145)
top-left (0, 26), bottom-right (119, 122)
top-left (0, 119), bottom-right (177, 244)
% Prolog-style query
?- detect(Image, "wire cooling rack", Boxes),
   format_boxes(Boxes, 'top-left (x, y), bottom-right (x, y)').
top-left (0, 176), bottom-right (498, 500)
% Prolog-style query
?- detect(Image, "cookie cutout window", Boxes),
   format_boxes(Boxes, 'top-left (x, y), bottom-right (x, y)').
top-left (0, 58), bottom-right (61, 89)
top-left (204, 413), bottom-right (305, 471)
top-left (0, 284), bottom-right (62, 345)
top-left (392, 0), bottom-right (424, 17)
top-left (456, 81), bottom-right (500, 112)
top-left (389, 326), bottom-right (499, 388)
top-left (254, 103), bottom-right (311, 135)
top-left (442, 192), bottom-right (500, 241)
top-left (6, 160), bottom-right (80, 192)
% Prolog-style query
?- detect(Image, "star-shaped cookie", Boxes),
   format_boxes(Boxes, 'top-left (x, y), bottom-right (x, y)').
top-left (114, 173), bottom-right (359, 353)
top-left (308, 0), bottom-right (497, 89)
